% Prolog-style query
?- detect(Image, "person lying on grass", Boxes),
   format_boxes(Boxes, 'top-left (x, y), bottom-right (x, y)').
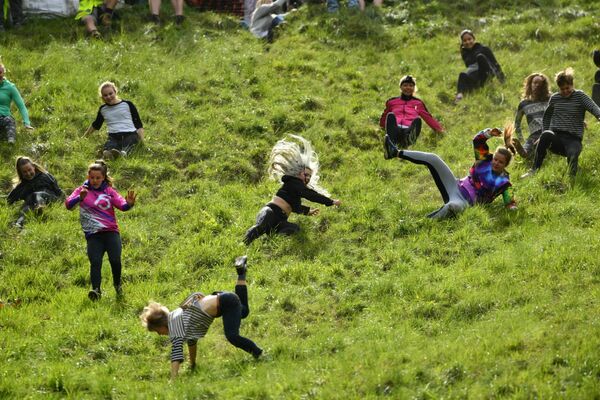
top-left (244, 135), bottom-right (341, 245)
top-left (7, 156), bottom-right (63, 228)
top-left (380, 74), bottom-right (444, 148)
top-left (140, 256), bottom-right (263, 380)
top-left (383, 126), bottom-right (516, 219)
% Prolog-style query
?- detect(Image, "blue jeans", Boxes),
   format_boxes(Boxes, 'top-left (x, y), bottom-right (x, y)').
top-left (327, 0), bottom-right (359, 12)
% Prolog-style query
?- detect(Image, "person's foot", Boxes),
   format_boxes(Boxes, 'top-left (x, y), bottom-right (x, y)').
top-left (175, 15), bottom-right (185, 25)
top-left (594, 50), bottom-right (600, 68)
top-left (90, 29), bottom-right (102, 39)
top-left (88, 289), bottom-right (102, 301)
top-left (7, 136), bottom-right (15, 145)
top-left (100, 13), bottom-right (112, 26)
top-left (235, 255), bottom-right (248, 276)
top-left (454, 93), bottom-right (464, 104)
top-left (115, 285), bottom-right (123, 298)
top-left (383, 134), bottom-right (399, 160)
top-left (253, 348), bottom-right (263, 359)
top-left (110, 148), bottom-right (123, 159)
top-left (521, 169), bottom-right (537, 179)
top-left (150, 14), bottom-right (161, 25)
top-left (102, 150), bottom-right (113, 160)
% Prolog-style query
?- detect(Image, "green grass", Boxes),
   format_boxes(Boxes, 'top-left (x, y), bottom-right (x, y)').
top-left (1, 1), bottom-right (600, 398)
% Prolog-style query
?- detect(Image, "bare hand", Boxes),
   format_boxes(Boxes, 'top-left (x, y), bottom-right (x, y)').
top-left (79, 187), bottom-right (89, 201)
top-left (332, 199), bottom-right (341, 207)
top-left (137, 128), bottom-right (145, 141)
top-left (126, 190), bottom-right (137, 206)
top-left (308, 208), bottom-right (319, 216)
top-left (24, 125), bottom-right (34, 130)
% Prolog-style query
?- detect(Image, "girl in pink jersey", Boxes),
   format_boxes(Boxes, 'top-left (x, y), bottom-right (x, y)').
top-left (65, 160), bottom-right (136, 301)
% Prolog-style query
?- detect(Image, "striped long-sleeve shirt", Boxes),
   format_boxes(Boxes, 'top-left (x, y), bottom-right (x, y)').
top-left (168, 294), bottom-right (215, 362)
top-left (542, 90), bottom-right (600, 139)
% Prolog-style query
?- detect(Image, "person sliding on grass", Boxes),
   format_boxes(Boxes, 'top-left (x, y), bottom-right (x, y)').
top-left (454, 29), bottom-right (505, 103)
top-left (140, 256), bottom-right (263, 380)
top-left (380, 75), bottom-right (444, 148)
top-left (522, 68), bottom-right (600, 178)
top-left (65, 160), bottom-right (136, 301)
top-left (0, 61), bottom-right (33, 144)
top-left (244, 135), bottom-right (341, 245)
top-left (383, 126), bottom-right (516, 219)
top-left (84, 81), bottom-right (144, 160)
top-left (7, 156), bottom-right (63, 228)
top-left (513, 73), bottom-right (551, 159)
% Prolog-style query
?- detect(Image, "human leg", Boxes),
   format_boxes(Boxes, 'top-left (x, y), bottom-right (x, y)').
top-left (523, 131), bottom-right (542, 158)
top-left (531, 130), bottom-right (559, 171)
top-left (9, 0), bottom-right (24, 26)
top-left (398, 150), bottom-right (459, 203)
top-left (104, 232), bottom-right (123, 291)
top-left (220, 292), bottom-right (262, 357)
top-left (559, 133), bottom-right (583, 176)
top-left (275, 220), bottom-right (300, 236)
top-left (86, 233), bottom-right (106, 298)
top-left (326, 0), bottom-right (339, 12)
top-left (407, 118), bottom-right (422, 146)
top-left (0, 116), bottom-right (17, 143)
top-left (244, 205), bottom-right (280, 245)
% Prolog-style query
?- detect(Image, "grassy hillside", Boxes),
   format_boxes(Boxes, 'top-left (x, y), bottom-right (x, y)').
top-left (1, 1), bottom-right (600, 398)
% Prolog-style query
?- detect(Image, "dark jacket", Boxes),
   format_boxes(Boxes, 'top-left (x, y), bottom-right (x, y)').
top-left (275, 175), bottom-right (334, 215)
top-left (7, 172), bottom-right (63, 204)
top-left (461, 43), bottom-right (503, 75)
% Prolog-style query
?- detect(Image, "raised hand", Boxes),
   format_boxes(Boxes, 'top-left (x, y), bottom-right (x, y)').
top-left (126, 190), bottom-right (137, 206)
top-left (79, 187), bottom-right (89, 201)
top-left (332, 199), bottom-right (341, 207)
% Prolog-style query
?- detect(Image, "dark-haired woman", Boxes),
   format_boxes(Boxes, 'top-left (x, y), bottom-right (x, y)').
top-left (455, 29), bottom-right (505, 103)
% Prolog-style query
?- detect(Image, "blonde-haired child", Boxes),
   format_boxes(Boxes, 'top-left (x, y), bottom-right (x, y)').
top-left (84, 81), bottom-right (144, 160)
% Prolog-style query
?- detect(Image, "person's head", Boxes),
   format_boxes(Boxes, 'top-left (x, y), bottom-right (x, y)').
top-left (140, 302), bottom-right (170, 335)
top-left (555, 68), bottom-right (575, 97)
top-left (98, 81), bottom-right (120, 105)
top-left (460, 29), bottom-right (476, 49)
top-left (492, 147), bottom-right (512, 174)
top-left (268, 134), bottom-right (330, 195)
top-left (399, 75), bottom-right (417, 96)
top-left (14, 156), bottom-right (46, 184)
top-left (87, 160), bottom-right (113, 188)
top-left (522, 73), bottom-right (551, 101)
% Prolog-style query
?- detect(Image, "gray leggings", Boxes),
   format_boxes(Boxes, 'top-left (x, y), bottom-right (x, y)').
top-left (399, 150), bottom-right (470, 219)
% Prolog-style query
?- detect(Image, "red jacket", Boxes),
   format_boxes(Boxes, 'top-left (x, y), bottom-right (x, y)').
top-left (379, 95), bottom-right (443, 132)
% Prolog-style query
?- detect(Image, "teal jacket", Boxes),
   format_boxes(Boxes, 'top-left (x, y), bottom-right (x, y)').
top-left (0, 78), bottom-right (30, 126)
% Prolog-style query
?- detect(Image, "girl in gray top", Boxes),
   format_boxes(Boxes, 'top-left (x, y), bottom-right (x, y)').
top-left (250, 0), bottom-right (287, 42)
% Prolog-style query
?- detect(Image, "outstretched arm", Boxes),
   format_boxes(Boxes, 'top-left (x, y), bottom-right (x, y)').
top-left (472, 128), bottom-right (499, 160)
top-left (416, 101), bottom-right (444, 132)
top-left (188, 344), bottom-right (197, 370)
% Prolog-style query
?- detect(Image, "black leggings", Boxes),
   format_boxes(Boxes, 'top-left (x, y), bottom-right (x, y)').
top-left (457, 54), bottom-right (493, 93)
top-left (244, 203), bottom-right (300, 245)
top-left (86, 231), bottom-right (122, 291)
top-left (219, 285), bottom-right (262, 357)
top-left (16, 191), bottom-right (59, 225)
top-left (532, 130), bottom-right (582, 176)
top-left (386, 116), bottom-right (422, 147)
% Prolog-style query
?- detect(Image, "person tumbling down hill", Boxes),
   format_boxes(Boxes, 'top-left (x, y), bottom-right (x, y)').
top-left (522, 68), bottom-right (600, 178)
top-left (140, 256), bottom-right (263, 380)
top-left (250, 0), bottom-right (287, 42)
top-left (383, 126), bottom-right (516, 219)
top-left (380, 75), bottom-right (445, 148)
top-left (244, 135), bottom-right (341, 245)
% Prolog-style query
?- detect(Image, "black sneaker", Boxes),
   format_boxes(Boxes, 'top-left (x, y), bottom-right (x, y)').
top-left (407, 119), bottom-right (421, 146)
top-left (594, 50), bottom-right (600, 68)
top-left (383, 135), bottom-right (398, 160)
top-left (175, 15), bottom-right (185, 25)
top-left (235, 255), bottom-right (248, 276)
top-left (115, 285), bottom-right (123, 298)
top-left (385, 113), bottom-right (399, 146)
top-left (88, 289), bottom-right (102, 301)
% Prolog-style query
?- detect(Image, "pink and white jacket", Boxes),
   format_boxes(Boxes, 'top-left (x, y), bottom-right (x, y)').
top-left (65, 181), bottom-right (132, 237)
top-left (379, 95), bottom-right (443, 132)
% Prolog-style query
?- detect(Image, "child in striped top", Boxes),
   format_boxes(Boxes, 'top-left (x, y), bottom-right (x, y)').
top-left (140, 256), bottom-right (263, 379)
top-left (65, 160), bottom-right (136, 301)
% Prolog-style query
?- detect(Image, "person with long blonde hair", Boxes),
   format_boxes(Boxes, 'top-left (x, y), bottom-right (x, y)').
top-left (244, 135), bottom-right (341, 245)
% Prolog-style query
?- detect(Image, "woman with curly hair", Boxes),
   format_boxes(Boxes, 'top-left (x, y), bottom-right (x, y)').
top-left (513, 73), bottom-right (551, 158)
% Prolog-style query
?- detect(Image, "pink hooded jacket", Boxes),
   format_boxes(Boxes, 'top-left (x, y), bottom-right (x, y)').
top-left (379, 95), bottom-right (443, 132)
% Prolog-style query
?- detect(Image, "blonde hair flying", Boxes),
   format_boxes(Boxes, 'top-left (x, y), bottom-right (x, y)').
top-left (268, 135), bottom-right (329, 196)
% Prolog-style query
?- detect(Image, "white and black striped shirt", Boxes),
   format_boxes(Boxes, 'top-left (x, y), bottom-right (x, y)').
top-left (543, 90), bottom-right (600, 138)
top-left (168, 300), bottom-right (215, 362)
